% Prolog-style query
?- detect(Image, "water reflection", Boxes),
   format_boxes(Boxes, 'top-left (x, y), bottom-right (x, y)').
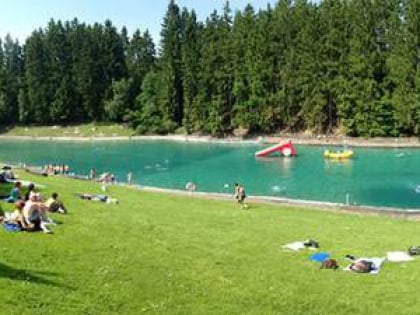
top-left (324, 158), bottom-right (354, 173)
top-left (255, 156), bottom-right (294, 174)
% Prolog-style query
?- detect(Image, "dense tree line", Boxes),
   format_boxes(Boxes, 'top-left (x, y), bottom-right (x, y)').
top-left (2, 0), bottom-right (420, 137)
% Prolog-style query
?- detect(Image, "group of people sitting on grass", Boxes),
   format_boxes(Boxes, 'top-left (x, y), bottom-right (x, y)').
top-left (0, 181), bottom-right (67, 233)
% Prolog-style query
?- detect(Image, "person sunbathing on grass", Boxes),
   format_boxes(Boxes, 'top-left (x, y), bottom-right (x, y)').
top-left (346, 255), bottom-right (375, 273)
top-left (77, 193), bottom-right (119, 204)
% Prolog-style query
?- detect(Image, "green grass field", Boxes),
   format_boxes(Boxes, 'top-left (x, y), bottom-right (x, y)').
top-left (0, 123), bottom-right (134, 138)
top-left (1, 171), bottom-right (420, 315)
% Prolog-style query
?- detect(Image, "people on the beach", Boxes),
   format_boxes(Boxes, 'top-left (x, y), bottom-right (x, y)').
top-left (89, 168), bottom-right (96, 180)
top-left (77, 193), bottom-right (118, 204)
top-left (99, 172), bottom-right (115, 191)
top-left (185, 181), bottom-right (196, 192)
top-left (44, 163), bottom-right (71, 175)
top-left (127, 171), bottom-right (133, 185)
top-left (234, 182), bottom-right (248, 209)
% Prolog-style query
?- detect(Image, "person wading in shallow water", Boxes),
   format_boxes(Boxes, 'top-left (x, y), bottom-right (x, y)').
top-left (234, 183), bottom-right (248, 209)
top-left (127, 171), bottom-right (133, 185)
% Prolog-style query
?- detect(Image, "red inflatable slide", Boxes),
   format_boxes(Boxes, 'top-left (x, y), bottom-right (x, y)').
top-left (255, 141), bottom-right (297, 157)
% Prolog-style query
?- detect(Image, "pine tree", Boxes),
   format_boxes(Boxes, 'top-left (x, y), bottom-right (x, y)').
top-left (46, 19), bottom-right (74, 122)
top-left (0, 38), bottom-right (5, 123)
top-left (104, 78), bottom-right (133, 121)
top-left (126, 29), bottom-right (156, 112)
top-left (1, 34), bottom-right (23, 124)
top-left (197, 2), bottom-right (234, 136)
top-left (24, 29), bottom-right (49, 123)
top-left (181, 8), bottom-right (202, 133)
top-left (159, 0), bottom-right (183, 129)
top-left (131, 70), bottom-right (169, 134)
top-left (346, 0), bottom-right (398, 136)
top-left (231, 4), bottom-right (256, 131)
top-left (304, 0), bottom-right (351, 134)
top-left (387, 0), bottom-right (420, 136)
top-left (196, 11), bottom-right (221, 135)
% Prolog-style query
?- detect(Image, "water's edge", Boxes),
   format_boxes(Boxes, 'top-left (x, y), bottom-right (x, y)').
top-left (1, 134), bottom-right (420, 148)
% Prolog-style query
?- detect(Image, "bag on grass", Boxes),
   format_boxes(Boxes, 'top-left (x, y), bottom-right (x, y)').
top-left (304, 239), bottom-right (319, 249)
top-left (321, 258), bottom-right (339, 269)
top-left (408, 246), bottom-right (420, 256)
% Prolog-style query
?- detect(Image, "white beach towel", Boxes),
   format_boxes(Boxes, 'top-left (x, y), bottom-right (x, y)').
top-left (386, 251), bottom-right (413, 262)
top-left (282, 241), bottom-right (306, 251)
top-left (344, 257), bottom-right (386, 274)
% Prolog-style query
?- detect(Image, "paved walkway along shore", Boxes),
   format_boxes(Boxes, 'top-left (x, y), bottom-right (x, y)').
top-left (137, 185), bottom-right (420, 218)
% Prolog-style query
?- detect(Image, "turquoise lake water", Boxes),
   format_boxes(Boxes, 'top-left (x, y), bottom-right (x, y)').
top-left (0, 139), bottom-right (419, 210)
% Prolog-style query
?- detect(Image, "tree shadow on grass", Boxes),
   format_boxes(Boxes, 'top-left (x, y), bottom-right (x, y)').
top-left (0, 262), bottom-right (73, 289)
top-left (0, 125), bottom-right (12, 135)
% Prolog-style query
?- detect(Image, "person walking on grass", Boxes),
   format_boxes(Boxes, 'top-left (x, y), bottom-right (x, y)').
top-left (234, 182), bottom-right (248, 209)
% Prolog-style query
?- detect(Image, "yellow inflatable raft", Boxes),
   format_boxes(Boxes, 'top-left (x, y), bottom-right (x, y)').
top-left (324, 149), bottom-right (354, 159)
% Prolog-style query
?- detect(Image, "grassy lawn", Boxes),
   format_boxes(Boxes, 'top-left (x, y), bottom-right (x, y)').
top-left (0, 123), bottom-right (134, 138)
top-left (0, 171), bottom-right (419, 315)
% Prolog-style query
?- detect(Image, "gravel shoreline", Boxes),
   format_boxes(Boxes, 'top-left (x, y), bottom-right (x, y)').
top-left (0, 134), bottom-right (420, 147)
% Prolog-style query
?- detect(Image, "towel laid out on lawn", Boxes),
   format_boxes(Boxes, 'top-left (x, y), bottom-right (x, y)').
top-left (282, 241), bottom-right (306, 251)
top-left (344, 257), bottom-right (386, 274)
top-left (282, 240), bottom-right (319, 251)
top-left (3, 223), bottom-right (22, 232)
top-left (309, 252), bottom-right (330, 263)
top-left (387, 251), bottom-right (414, 262)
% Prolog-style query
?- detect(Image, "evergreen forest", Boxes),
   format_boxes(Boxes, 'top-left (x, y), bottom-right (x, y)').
top-left (1, 0), bottom-right (420, 137)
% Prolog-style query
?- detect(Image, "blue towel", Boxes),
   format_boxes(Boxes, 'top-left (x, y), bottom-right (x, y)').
top-left (3, 223), bottom-right (22, 232)
top-left (309, 252), bottom-right (330, 262)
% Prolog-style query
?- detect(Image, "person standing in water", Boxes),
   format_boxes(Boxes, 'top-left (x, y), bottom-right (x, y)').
top-left (234, 183), bottom-right (248, 209)
top-left (127, 171), bottom-right (133, 185)
top-left (89, 168), bottom-right (96, 180)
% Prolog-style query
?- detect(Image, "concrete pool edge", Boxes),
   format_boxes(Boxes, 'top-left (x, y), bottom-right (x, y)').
top-left (1, 134), bottom-right (420, 148)
top-left (17, 166), bottom-right (420, 218)
top-left (135, 185), bottom-right (420, 218)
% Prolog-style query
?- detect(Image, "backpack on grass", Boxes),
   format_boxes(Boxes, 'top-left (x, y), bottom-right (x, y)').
top-left (408, 246), bottom-right (420, 256)
top-left (321, 258), bottom-right (339, 269)
top-left (304, 239), bottom-right (319, 249)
